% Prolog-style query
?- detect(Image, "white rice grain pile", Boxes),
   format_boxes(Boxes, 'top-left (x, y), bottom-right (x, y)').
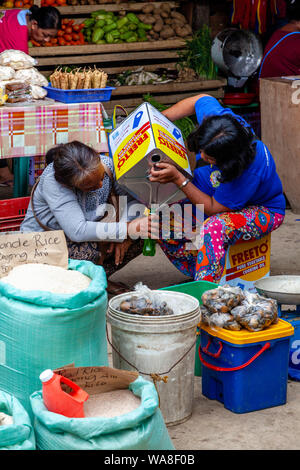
top-left (1, 264), bottom-right (91, 294)
top-left (84, 389), bottom-right (141, 418)
top-left (0, 412), bottom-right (13, 426)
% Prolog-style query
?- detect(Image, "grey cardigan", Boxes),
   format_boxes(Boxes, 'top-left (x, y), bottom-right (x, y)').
top-left (21, 156), bottom-right (136, 243)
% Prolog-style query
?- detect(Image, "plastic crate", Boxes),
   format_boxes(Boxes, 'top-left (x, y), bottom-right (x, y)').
top-left (0, 197), bottom-right (30, 232)
top-left (44, 85), bottom-right (115, 103)
top-left (199, 319), bottom-right (294, 413)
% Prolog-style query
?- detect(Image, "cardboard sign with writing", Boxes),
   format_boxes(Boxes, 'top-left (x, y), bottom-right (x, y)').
top-left (54, 366), bottom-right (139, 395)
top-left (0, 230), bottom-right (68, 277)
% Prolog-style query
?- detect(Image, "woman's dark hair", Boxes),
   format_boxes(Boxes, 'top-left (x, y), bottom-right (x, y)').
top-left (29, 5), bottom-right (61, 30)
top-left (47, 141), bottom-right (101, 189)
top-left (187, 114), bottom-right (256, 183)
top-left (285, 0), bottom-right (300, 21)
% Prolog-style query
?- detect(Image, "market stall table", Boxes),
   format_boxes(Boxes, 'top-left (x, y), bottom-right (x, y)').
top-left (0, 99), bottom-right (109, 198)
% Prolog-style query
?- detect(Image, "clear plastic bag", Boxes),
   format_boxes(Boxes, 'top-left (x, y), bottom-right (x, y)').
top-left (0, 50), bottom-right (37, 70)
top-left (201, 286), bottom-right (278, 332)
top-left (119, 283), bottom-right (174, 316)
top-left (231, 291), bottom-right (278, 332)
top-left (201, 285), bottom-right (245, 313)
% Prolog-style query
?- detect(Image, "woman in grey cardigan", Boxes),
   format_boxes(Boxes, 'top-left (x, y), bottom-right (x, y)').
top-left (21, 141), bottom-right (153, 295)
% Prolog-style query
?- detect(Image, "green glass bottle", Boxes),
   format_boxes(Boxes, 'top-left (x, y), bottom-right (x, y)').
top-left (142, 238), bottom-right (156, 257)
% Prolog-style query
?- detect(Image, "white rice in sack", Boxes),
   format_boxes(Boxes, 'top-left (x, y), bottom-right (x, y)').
top-left (1, 264), bottom-right (91, 294)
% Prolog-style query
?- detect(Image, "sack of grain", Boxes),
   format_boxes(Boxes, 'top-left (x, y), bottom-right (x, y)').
top-left (30, 376), bottom-right (175, 450)
top-left (0, 390), bottom-right (35, 450)
top-left (0, 259), bottom-right (109, 417)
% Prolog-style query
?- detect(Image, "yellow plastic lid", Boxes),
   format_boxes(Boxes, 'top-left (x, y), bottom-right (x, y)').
top-left (200, 318), bottom-right (294, 345)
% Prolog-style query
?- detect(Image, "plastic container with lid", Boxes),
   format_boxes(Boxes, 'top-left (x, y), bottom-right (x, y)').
top-left (40, 369), bottom-right (89, 418)
top-left (199, 318), bottom-right (294, 413)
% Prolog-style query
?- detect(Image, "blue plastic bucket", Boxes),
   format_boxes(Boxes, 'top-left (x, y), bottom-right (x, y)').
top-left (199, 319), bottom-right (294, 413)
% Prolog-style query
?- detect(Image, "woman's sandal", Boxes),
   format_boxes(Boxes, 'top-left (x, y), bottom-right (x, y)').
top-left (107, 280), bottom-right (130, 295)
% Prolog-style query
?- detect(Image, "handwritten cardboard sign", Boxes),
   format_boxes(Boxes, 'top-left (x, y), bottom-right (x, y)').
top-left (0, 230), bottom-right (68, 277)
top-left (54, 366), bottom-right (139, 395)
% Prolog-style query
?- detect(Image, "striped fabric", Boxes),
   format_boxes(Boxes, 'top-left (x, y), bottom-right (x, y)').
top-left (0, 101), bottom-right (108, 158)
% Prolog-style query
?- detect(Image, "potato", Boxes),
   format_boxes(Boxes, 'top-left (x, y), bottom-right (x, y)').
top-left (138, 14), bottom-right (146, 22)
top-left (160, 26), bottom-right (174, 39)
top-left (171, 11), bottom-right (187, 22)
top-left (161, 11), bottom-right (169, 19)
top-left (151, 32), bottom-right (160, 40)
top-left (143, 15), bottom-right (156, 24)
top-left (153, 19), bottom-right (164, 33)
top-left (175, 25), bottom-right (192, 37)
top-left (161, 2), bottom-right (171, 13)
top-left (142, 4), bottom-right (154, 14)
top-left (164, 18), bottom-right (172, 25)
top-left (153, 8), bottom-right (161, 16)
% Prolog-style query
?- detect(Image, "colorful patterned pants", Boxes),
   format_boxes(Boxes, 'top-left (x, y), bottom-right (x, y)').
top-left (158, 206), bottom-right (284, 283)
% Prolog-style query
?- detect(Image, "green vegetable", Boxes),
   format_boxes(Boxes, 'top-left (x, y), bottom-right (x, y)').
top-left (137, 28), bottom-right (147, 39)
top-left (177, 25), bottom-right (218, 79)
top-left (91, 10), bottom-right (106, 17)
top-left (84, 18), bottom-right (95, 27)
top-left (94, 19), bottom-right (105, 28)
top-left (126, 12), bottom-right (140, 25)
top-left (110, 29), bottom-right (120, 38)
top-left (103, 22), bottom-right (117, 33)
top-left (92, 27), bottom-right (105, 43)
top-left (128, 23), bottom-right (138, 31)
top-left (105, 32), bottom-right (114, 44)
top-left (120, 31), bottom-right (134, 40)
top-left (93, 14), bottom-right (107, 21)
top-left (116, 17), bottom-right (128, 29)
top-left (138, 23), bottom-right (152, 31)
top-left (96, 39), bottom-right (106, 44)
top-left (126, 34), bottom-right (138, 43)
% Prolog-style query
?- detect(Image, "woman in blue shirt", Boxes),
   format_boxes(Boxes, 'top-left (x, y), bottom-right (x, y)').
top-left (149, 94), bottom-right (285, 283)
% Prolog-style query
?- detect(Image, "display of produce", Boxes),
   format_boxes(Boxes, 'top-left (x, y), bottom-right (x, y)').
top-left (49, 66), bottom-right (108, 89)
top-left (82, 9), bottom-right (152, 44)
top-left (29, 19), bottom-right (86, 47)
top-left (1, 0), bottom-right (33, 8)
top-left (201, 285), bottom-right (278, 332)
top-left (137, 2), bottom-right (192, 40)
top-left (41, 0), bottom-right (66, 6)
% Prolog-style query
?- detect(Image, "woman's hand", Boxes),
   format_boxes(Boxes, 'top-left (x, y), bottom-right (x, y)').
top-left (127, 214), bottom-right (160, 240)
top-left (114, 239), bottom-right (133, 266)
top-left (149, 162), bottom-right (185, 186)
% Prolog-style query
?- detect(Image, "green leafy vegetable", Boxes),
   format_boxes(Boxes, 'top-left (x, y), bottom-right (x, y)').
top-left (178, 25), bottom-right (217, 80)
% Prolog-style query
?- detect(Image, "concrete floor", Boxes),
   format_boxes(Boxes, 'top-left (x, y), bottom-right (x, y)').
top-left (108, 209), bottom-right (300, 450)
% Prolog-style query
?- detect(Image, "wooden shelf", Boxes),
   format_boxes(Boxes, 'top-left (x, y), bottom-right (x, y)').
top-left (29, 39), bottom-right (187, 57)
top-left (112, 78), bottom-right (227, 97)
top-left (58, 2), bottom-right (180, 15)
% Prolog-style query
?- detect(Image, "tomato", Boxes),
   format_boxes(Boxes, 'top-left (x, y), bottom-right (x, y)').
top-left (62, 18), bottom-right (69, 25)
top-left (58, 38), bottom-right (66, 46)
top-left (64, 34), bottom-right (72, 42)
top-left (72, 24), bottom-right (80, 32)
top-left (65, 27), bottom-right (72, 34)
top-left (57, 30), bottom-right (64, 37)
top-left (72, 33), bottom-right (79, 41)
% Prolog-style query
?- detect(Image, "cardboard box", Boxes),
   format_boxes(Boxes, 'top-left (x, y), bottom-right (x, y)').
top-left (220, 234), bottom-right (271, 293)
top-left (109, 103), bottom-right (193, 207)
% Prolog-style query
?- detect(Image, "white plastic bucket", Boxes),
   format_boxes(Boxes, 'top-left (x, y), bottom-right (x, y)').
top-left (107, 290), bottom-right (200, 426)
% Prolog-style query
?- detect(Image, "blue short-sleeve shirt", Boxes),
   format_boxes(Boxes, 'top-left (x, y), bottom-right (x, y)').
top-left (192, 96), bottom-right (285, 215)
